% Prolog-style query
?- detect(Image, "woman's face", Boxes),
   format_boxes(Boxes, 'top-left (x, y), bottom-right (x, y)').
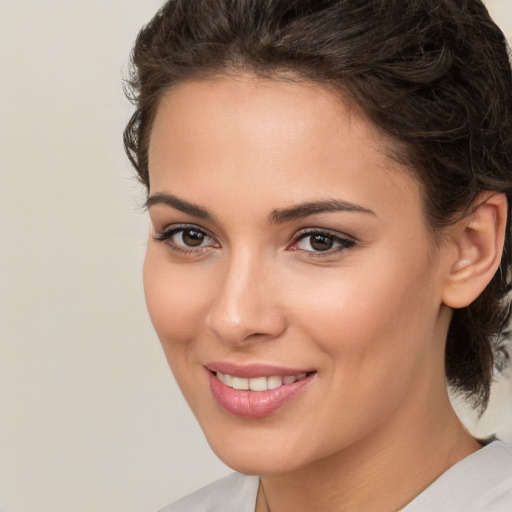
top-left (145, 75), bottom-right (453, 475)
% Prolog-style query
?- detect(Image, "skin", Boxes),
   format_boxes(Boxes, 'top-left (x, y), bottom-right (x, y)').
top-left (144, 75), bottom-right (493, 512)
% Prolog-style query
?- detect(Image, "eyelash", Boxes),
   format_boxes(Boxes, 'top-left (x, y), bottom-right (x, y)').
top-left (154, 225), bottom-right (356, 258)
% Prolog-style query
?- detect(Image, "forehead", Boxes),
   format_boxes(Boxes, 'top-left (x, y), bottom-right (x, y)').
top-left (148, 75), bottom-right (422, 225)
top-left (150, 75), bottom-right (382, 169)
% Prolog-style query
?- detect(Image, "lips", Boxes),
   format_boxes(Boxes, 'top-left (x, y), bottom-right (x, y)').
top-left (205, 363), bottom-right (316, 418)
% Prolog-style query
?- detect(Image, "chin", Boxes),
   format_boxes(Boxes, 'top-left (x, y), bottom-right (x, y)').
top-left (211, 444), bottom-right (297, 476)
top-left (201, 420), bottom-right (323, 476)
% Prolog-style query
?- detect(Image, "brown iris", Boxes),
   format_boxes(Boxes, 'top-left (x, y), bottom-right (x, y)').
top-left (309, 234), bottom-right (334, 251)
top-left (182, 229), bottom-right (205, 247)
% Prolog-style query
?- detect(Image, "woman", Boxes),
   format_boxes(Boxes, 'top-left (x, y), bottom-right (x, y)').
top-left (124, 1), bottom-right (512, 510)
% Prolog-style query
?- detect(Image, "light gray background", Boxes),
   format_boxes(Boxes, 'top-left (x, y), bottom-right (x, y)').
top-left (0, 1), bottom-right (511, 511)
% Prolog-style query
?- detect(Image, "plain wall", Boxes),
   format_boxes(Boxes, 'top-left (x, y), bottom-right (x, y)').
top-left (0, 1), bottom-right (511, 511)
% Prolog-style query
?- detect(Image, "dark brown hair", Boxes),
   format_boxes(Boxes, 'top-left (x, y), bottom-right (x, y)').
top-left (124, 0), bottom-right (512, 410)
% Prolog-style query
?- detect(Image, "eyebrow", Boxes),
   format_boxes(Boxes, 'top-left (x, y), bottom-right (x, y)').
top-left (146, 193), bottom-right (375, 223)
top-left (145, 193), bottom-right (215, 221)
top-left (269, 199), bottom-right (375, 224)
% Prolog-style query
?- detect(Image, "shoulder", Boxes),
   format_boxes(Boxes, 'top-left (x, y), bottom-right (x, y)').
top-left (403, 440), bottom-right (512, 512)
top-left (157, 472), bottom-right (260, 512)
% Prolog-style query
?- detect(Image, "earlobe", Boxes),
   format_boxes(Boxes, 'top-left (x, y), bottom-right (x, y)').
top-left (442, 192), bottom-right (507, 309)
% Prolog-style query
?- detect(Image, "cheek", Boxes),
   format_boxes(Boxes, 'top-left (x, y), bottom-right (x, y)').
top-left (143, 248), bottom-right (211, 350)
top-left (276, 259), bottom-right (439, 453)
top-left (290, 250), bottom-right (438, 381)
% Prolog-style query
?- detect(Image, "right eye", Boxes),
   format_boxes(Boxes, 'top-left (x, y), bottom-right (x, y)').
top-left (154, 225), bottom-right (218, 254)
top-left (171, 228), bottom-right (209, 247)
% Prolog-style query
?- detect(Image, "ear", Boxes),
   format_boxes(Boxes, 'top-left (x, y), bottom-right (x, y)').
top-left (442, 192), bottom-right (508, 309)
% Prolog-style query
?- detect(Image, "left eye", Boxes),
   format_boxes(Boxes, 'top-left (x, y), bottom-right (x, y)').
top-left (294, 231), bottom-right (354, 252)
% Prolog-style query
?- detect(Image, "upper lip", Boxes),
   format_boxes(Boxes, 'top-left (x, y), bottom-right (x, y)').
top-left (205, 361), bottom-right (314, 378)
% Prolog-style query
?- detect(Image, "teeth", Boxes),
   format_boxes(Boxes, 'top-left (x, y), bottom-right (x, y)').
top-left (215, 372), bottom-right (308, 391)
top-left (232, 377), bottom-right (249, 390)
top-left (267, 376), bottom-right (283, 390)
top-left (249, 376), bottom-right (267, 391)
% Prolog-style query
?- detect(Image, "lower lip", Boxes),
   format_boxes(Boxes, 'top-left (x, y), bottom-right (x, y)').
top-left (207, 371), bottom-right (314, 418)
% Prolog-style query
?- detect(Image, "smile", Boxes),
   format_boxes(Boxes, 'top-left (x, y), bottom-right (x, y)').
top-left (215, 371), bottom-right (308, 391)
top-left (207, 365), bottom-right (316, 418)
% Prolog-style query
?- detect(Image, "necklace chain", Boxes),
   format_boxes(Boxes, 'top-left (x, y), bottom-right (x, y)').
top-left (260, 479), bottom-right (271, 512)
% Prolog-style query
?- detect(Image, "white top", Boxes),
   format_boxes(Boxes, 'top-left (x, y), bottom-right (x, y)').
top-left (158, 440), bottom-right (512, 512)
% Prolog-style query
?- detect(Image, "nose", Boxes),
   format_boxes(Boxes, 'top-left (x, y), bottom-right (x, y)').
top-left (206, 250), bottom-right (287, 346)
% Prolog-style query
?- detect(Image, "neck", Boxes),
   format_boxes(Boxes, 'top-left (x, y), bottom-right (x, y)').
top-left (257, 391), bottom-right (480, 512)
